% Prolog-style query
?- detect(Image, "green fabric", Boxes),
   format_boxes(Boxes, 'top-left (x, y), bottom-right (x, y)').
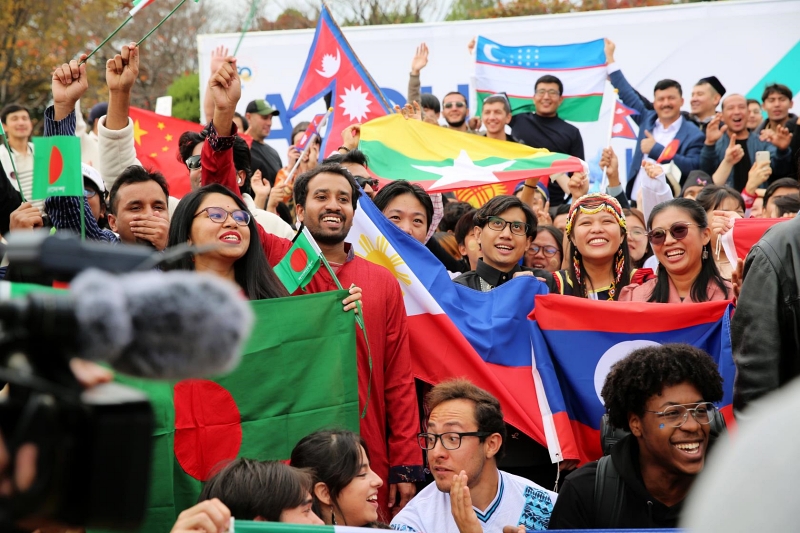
top-left (0, 281), bottom-right (63, 299)
top-left (273, 227), bottom-right (323, 293)
top-left (31, 136), bottom-right (82, 199)
top-left (476, 92), bottom-right (604, 122)
top-left (91, 291), bottom-right (358, 533)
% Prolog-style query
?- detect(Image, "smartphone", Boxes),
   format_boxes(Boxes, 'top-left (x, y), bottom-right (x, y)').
top-left (755, 151), bottom-right (771, 164)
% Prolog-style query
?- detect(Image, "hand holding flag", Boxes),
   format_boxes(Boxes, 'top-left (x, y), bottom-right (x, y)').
top-left (52, 55), bottom-right (89, 121)
top-left (106, 43), bottom-right (139, 95)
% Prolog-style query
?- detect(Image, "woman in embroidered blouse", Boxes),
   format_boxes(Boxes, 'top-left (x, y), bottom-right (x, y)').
top-left (619, 198), bottom-right (732, 303)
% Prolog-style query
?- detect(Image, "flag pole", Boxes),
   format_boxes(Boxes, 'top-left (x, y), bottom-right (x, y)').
top-left (233, 0), bottom-right (260, 57)
top-left (321, 2), bottom-right (393, 113)
top-left (600, 89), bottom-right (619, 192)
top-left (284, 107), bottom-right (333, 187)
top-left (137, 0), bottom-right (189, 47)
top-left (0, 121), bottom-right (26, 202)
top-left (80, 197), bottom-right (86, 241)
top-left (79, 15), bottom-right (134, 66)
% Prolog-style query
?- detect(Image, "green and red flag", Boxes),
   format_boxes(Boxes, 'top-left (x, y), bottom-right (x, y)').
top-left (273, 226), bottom-right (324, 294)
top-left (359, 114), bottom-right (585, 194)
top-left (31, 136), bottom-right (82, 200)
top-left (129, 0), bottom-right (156, 16)
top-left (91, 291), bottom-right (358, 533)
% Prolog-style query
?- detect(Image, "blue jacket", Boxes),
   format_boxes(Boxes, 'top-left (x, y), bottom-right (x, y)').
top-left (609, 69), bottom-right (705, 198)
top-left (700, 132), bottom-right (791, 189)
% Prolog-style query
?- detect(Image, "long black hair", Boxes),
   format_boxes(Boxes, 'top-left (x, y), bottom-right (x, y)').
top-left (166, 183), bottom-right (288, 300)
top-left (646, 198), bottom-right (729, 303)
top-left (623, 208), bottom-right (653, 268)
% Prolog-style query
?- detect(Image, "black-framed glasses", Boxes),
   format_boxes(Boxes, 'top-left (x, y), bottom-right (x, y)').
top-left (83, 188), bottom-right (97, 198)
top-left (417, 432), bottom-right (492, 451)
top-left (645, 402), bottom-right (716, 428)
top-left (647, 222), bottom-right (702, 245)
top-left (443, 101), bottom-right (466, 109)
top-left (185, 155), bottom-right (201, 170)
top-left (486, 216), bottom-right (529, 236)
top-left (528, 244), bottom-right (559, 257)
top-left (355, 176), bottom-right (379, 191)
top-left (194, 206), bottom-right (251, 226)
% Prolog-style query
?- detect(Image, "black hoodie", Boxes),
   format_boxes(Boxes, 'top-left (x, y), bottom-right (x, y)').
top-left (548, 435), bottom-right (683, 529)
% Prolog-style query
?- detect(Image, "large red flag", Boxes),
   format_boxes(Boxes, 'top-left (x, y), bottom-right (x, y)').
top-left (287, 4), bottom-right (390, 157)
top-left (720, 217), bottom-right (789, 263)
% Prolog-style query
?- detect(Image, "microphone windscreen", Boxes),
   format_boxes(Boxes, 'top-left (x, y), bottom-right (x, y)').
top-left (71, 269), bottom-right (253, 380)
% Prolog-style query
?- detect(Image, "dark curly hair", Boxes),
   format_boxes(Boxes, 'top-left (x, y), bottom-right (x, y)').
top-left (601, 343), bottom-right (723, 432)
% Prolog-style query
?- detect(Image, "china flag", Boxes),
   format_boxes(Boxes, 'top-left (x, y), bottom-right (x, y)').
top-left (129, 107), bottom-right (204, 199)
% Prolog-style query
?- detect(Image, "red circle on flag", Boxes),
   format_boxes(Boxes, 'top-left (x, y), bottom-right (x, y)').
top-left (173, 379), bottom-right (242, 481)
top-left (49, 146), bottom-right (63, 185)
top-left (290, 248), bottom-right (308, 272)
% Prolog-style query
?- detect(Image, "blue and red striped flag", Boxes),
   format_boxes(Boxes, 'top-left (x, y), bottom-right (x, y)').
top-left (346, 196), bottom-right (580, 464)
top-left (529, 296), bottom-right (736, 463)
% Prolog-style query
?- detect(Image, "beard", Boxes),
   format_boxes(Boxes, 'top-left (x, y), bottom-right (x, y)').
top-left (447, 117), bottom-right (466, 128)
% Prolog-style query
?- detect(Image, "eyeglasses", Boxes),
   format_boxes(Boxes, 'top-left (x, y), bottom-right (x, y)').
top-left (486, 216), bottom-right (529, 236)
top-left (194, 206), bottom-right (251, 226)
top-left (83, 188), bottom-right (97, 198)
top-left (645, 402), bottom-right (716, 428)
top-left (185, 155), bottom-right (201, 171)
top-left (535, 89), bottom-right (561, 97)
top-left (528, 244), bottom-right (559, 257)
top-left (628, 228), bottom-right (647, 240)
top-left (647, 222), bottom-right (703, 245)
top-left (417, 432), bottom-right (492, 451)
top-left (355, 176), bottom-right (379, 191)
top-left (443, 101), bottom-right (466, 109)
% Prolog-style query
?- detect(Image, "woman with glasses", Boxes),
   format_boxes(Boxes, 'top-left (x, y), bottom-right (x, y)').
top-left (552, 193), bottom-right (634, 300)
top-left (623, 208), bottom-right (653, 269)
top-left (619, 198), bottom-right (731, 303)
top-left (291, 429), bottom-right (385, 527)
top-left (524, 224), bottom-right (563, 272)
top-left (166, 183), bottom-right (289, 300)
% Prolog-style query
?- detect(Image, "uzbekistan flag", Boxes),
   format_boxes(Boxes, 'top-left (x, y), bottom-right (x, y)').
top-left (720, 217), bottom-right (788, 264)
top-left (359, 114), bottom-right (584, 194)
top-left (474, 36), bottom-right (606, 122)
top-left (347, 194), bottom-right (578, 463)
top-left (529, 296), bottom-right (736, 464)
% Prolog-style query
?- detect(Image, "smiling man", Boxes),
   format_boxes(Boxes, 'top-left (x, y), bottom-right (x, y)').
top-left (391, 379), bottom-right (557, 532)
top-left (548, 343), bottom-right (723, 530)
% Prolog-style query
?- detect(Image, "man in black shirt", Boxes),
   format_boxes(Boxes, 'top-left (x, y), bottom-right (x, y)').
top-left (245, 99), bottom-right (283, 186)
top-left (510, 75), bottom-right (585, 207)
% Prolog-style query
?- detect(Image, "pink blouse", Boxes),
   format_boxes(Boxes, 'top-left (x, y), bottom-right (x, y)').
top-left (618, 275), bottom-right (733, 303)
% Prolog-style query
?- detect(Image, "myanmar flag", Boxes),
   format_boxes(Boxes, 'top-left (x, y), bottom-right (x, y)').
top-left (31, 136), bottom-right (82, 199)
top-left (474, 37), bottom-right (606, 122)
top-left (359, 114), bottom-right (584, 194)
top-left (91, 291), bottom-right (358, 533)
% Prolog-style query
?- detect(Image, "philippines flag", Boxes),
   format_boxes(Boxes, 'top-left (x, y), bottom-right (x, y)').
top-left (611, 100), bottom-right (638, 140)
top-left (346, 195), bottom-right (580, 464)
top-left (720, 217), bottom-right (788, 264)
top-left (287, 5), bottom-right (390, 157)
top-left (529, 296), bottom-right (736, 464)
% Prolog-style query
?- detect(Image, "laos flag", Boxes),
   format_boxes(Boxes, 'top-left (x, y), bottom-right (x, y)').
top-left (347, 196), bottom-right (580, 464)
top-left (529, 296), bottom-right (736, 464)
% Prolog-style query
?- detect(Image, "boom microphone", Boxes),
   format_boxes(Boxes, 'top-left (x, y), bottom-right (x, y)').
top-left (0, 269), bottom-right (253, 380)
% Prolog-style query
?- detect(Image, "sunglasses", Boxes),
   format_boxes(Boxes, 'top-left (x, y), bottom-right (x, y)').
top-left (647, 222), bottom-right (703, 245)
top-left (194, 206), bottom-right (251, 226)
top-left (355, 176), bottom-right (379, 191)
top-left (443, 101), bottom-right (466, 109)
top-left (185, 155), bottom-right (201, 171)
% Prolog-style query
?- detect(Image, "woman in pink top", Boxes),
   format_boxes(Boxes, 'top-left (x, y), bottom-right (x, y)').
top-left (619, 198), bottom-right (732, 303)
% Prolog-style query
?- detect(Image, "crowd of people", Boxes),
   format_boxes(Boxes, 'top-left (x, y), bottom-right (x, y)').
top-left (1, 29), bottom-right (798, 533)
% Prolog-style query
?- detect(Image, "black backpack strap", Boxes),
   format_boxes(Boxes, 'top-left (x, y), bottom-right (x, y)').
top-left (593, 455), bottom-right (626, 528)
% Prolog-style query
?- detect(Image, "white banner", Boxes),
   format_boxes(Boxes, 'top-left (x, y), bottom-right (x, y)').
top-left (198, 0), bottom-right (800, 187)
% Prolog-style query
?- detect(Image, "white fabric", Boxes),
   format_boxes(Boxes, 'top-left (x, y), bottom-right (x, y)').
top-left (390, 470), bottom-right (556, 532)
top-left (0, 142), bottom-right (39, 212)
top-left (97, 115), bottom-right (142, 191)
top-left (640, 166), bottom-right (674, 225)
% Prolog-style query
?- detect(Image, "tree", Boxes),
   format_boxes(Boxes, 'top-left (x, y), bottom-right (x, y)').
top-left (167, 72), bottom-right (200, 122)
top-left (331, 0), bottom-right (444, 25)
top-left (446, 0), bottom-right (496, 21)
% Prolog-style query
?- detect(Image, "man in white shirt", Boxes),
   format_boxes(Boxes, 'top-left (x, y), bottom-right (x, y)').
top-left (391, 379), bottom-right (556, 532)
top-left (0, 104), bottom-right (37, 212)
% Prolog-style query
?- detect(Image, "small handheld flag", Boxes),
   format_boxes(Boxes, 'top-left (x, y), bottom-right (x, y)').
top-left (295, 113), bottom-right (326, 151)
top-left (273, 226), bottom-right (323, 294)
top-left (32, 137), bottom-right (82, 199)
top-left (657, 139), bottom-right (681, 163)
top-left (611, 100), bottom-right (639, 140)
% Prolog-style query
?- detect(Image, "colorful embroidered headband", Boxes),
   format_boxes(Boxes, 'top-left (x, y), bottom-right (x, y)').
top-left (565, 193), bottom-right (627, 238)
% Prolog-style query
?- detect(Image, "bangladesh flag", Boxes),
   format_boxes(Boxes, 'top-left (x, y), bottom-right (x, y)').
top-left (233, 522), bottom-right (373, 532)
top-left (273, 226), bottom-right (323, 293)
top-left (359, 114), bottom-right (585, 194)
top-left (91, 291), bottom-right (358, 533)
top-left (31, 136), bottom-right (82, 200)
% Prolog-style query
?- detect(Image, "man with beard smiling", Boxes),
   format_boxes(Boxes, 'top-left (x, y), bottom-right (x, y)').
top-left (548, 344), bottom-right (723, 529)
top-left (442, 92), bottom-right (475, 133)
top-left (701, 94), bottom-right (793, 190)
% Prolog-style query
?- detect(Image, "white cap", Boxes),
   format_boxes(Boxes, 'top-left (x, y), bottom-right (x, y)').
top-left (81, 163), bottom-right (105, 193)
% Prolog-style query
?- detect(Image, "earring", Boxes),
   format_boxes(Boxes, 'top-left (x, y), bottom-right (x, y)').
top-left (331, 506), bottom-right (337, 525)
top-left (702, 245), bottom-right (709, 260)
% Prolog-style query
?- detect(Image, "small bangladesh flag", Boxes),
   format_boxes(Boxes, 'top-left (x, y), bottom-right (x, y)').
top-left (31, 136), bottom-right (82, 200)
top-left (273, 226), bottom-right (323, 293)
top-left (359, 114), bottom-right (585, 194)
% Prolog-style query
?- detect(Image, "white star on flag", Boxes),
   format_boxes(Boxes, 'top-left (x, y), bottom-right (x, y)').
top-left (413, 150), bottom-right (515, 192)
top-left (339, 85), bottom-right (372, 122)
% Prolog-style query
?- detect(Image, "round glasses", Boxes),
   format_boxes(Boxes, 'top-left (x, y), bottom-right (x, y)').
top-left (194, 206), bottom-right (251, 226)
top-left (355, 176), bottom-right (380, 191)
top-left (83, 188), bottom-right (98, 198)
top-left (647, 222), bottom-right (702, 246)
top-left (628, 228), bottom-right (647, 240)
top-left (535, 89), bottom-right (561, 97)
top-left (529, 244), bottom-right (559, 257)
top-left (185, 155), bottom-right (201, 170)
top-left (645, 402), bottom-right (716, 428)
top-left (486, 216), bottom-right (529, 236)
top-left (417, 432), bottom-right (492, 451)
